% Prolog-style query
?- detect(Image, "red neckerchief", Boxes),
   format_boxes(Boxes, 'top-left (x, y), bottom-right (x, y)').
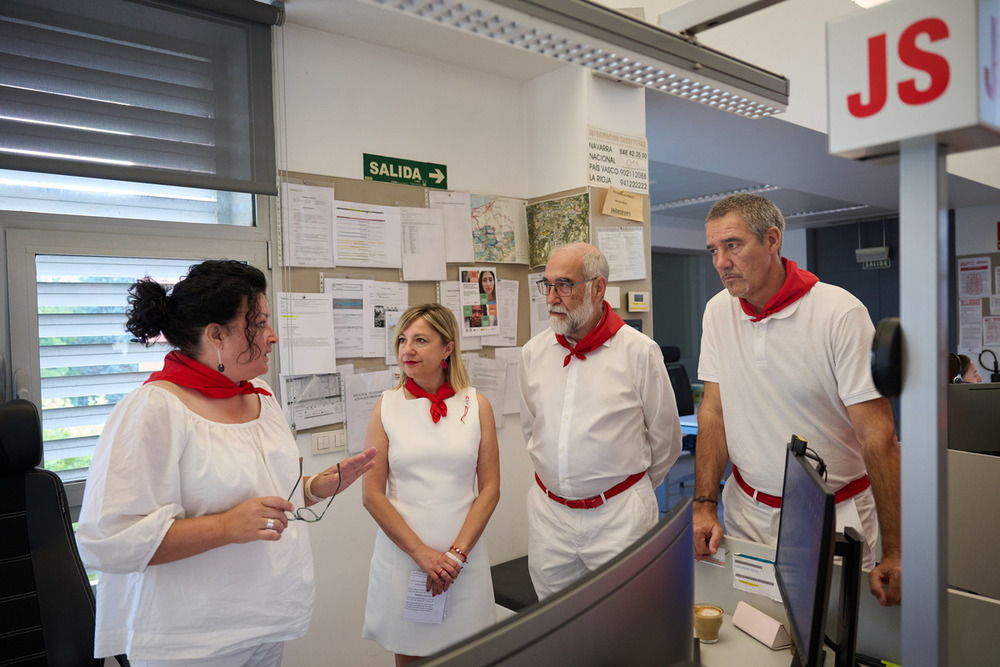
top-left (144, 351), bottom-right (272, 398)
top-left (404, 377), bottom-right (456, 423)
top-left (739, 258), bottom-right (819, 323)
top-left (555, 301), bottom-right (625, 367)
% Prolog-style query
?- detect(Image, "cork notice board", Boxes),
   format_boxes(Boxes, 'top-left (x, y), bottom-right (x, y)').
top-left (277, 171), bottom-right (653, 378)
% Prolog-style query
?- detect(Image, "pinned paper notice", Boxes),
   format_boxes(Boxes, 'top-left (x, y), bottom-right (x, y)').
top-left (601, 186), bottom-right (645, 223)
top-left (403, 570), bottom-right (448, 624)
top-left (732, 553), bottom-right (783, 603)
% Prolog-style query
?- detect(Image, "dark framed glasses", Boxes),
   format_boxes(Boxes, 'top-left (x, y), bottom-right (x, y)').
top-left (536, 277), bottom-right (596, 297)
top-left (285, 457), bottom-right (341, 522)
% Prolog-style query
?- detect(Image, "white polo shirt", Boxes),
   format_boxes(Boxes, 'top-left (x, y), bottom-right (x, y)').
top-left (699, 282), bottom-right (884, 496)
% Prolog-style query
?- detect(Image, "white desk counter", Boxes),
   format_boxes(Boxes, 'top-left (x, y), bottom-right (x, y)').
top-left (696, 612), bottom-right (801, 667)
top-left (694, 536), bottom-right (1000, 666)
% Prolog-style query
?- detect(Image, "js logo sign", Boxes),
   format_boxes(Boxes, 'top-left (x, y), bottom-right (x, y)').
top-left (848, 18), bottom-right (951, 118)
top-left (827, 0), bottom-right (1000, 160)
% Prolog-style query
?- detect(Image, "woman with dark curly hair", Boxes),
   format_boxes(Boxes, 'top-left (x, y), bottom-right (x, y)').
top-left (77, 259), bottom-right (376, 666)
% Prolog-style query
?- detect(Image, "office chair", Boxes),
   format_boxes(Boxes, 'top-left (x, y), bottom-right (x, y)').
top-left (661, 345), bottom-right (695, 417)
top-left (660, 346), bottom-right (697, 499)
top-left (0, 398), bottom-right (129, 667)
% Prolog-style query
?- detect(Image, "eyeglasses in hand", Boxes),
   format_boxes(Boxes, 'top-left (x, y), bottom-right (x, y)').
top-left (285, 457), bottom-right (341, 522)
top-left (536, 277), bottom-right (597, 297)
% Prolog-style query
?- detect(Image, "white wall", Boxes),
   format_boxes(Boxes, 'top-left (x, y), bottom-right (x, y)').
top-left (955, 204), bottom-right (1000, 256)
top-left (279, 25), bottom-right (528, 198)
top-left (278, 25), bottom-right (538, 666)
top-left (524, 66), bottom-right (589, 197)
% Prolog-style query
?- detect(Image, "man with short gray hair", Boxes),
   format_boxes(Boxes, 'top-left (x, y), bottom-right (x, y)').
top-left (694, 194), bottom-right (902, 606)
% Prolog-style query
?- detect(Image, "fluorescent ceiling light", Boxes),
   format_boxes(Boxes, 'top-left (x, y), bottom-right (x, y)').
top-left (650, 183), bottom-right (780, 211)
top-left (366, 0), bottom-right (789, 118)
top-left (784, 204), bottom-right (870, 219)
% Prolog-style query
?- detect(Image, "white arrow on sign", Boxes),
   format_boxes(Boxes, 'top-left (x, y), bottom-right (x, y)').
top-left (429, 168), bottom-right (445, 185)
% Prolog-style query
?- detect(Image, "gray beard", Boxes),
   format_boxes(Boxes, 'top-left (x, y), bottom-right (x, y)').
top-left (549, 293), bottom-right (595, 337)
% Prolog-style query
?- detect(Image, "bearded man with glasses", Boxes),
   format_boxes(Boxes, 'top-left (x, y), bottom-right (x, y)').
top-left (518, 242), bottom-right (682, 600)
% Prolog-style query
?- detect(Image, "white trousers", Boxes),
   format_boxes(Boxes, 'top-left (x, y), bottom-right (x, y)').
top-left (129, 642), bottom-right (284, 667)
top-left (527, 478), bottom-right (659, 601)
top-left (721, 477), bottom-right (881, 569)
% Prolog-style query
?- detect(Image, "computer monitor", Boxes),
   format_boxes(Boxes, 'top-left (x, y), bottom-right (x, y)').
top-left (948, 382), bottom-right (1000, 455)
top-left (774, 445), bottom-right (862, 667)
top-left (416, 498), bottom-right (696, 667)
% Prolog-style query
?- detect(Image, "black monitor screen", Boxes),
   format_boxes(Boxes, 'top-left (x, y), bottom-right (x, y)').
top-left (774, 449), bottom-right (836, 667)
top-left (416, 499), bottom-right (695, 667)
top-left (948, 382), bottom-right (1000, 455)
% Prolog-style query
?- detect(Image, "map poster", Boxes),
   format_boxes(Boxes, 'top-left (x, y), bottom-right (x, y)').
top-left (526, 191), bottom-right (591, 268)
top-left (470, 194), bottom-right (529, 265)
top-left (459, 266), bottom-right (499, 336)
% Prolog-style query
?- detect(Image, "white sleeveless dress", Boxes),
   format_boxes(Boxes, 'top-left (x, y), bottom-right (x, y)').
top-left (362, 386), bottom-right (496, 655)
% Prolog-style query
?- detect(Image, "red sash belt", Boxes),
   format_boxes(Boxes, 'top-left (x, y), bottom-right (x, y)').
top-left (731, 464), bottom-right (870, 508)
top-left (535, 471), bottom-right (646, 510)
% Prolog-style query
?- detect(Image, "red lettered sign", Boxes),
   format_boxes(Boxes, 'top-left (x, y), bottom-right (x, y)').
top-left (828, 0), bottom-right (984, 158)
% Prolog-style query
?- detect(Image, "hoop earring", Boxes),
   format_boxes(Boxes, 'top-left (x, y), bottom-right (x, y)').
top-left (217, 348), bottom-right (225, 373)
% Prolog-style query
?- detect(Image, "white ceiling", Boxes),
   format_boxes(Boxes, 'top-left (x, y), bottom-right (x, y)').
top-left (281, 0), bottom-right (1000, 230)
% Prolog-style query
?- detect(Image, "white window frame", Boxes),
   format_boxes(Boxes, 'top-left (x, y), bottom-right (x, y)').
top-left (5, 209), bottom-right (275, 512)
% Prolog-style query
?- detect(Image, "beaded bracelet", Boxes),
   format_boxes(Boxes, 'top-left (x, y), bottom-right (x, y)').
top-left (449, 546), bottom-right (468, 563)
top-left (693, 496), bottom-right (718, 505)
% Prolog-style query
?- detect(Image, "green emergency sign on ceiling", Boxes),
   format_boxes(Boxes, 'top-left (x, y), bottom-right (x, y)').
top-left (363, 153), bottom-right (448, 190)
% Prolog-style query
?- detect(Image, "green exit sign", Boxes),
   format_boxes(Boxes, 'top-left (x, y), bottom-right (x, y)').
top-left (364, 153), bottom-right (448, 189)
top-left (862, 259), bottom-right (892, 270)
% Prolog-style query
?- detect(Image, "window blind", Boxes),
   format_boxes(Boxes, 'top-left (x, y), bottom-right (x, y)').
top-left (0, 0), bottom-right (278, 195)
top-left (36, 254), bottom-right (193, 479)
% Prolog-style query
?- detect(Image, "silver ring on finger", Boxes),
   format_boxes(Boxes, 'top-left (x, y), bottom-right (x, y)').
top-left (266, 518), bottom-right (275, 531)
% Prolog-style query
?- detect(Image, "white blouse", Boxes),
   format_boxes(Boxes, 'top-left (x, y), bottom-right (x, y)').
top-left (76, 380), bottom-right (314, 660)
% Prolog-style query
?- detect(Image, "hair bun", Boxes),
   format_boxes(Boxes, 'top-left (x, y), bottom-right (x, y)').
top-left (125, 278), bottom-right (170, 344)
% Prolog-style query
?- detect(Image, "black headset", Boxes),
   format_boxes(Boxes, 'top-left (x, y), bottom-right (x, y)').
top-left (979, 349), bottom-right (1000, 383)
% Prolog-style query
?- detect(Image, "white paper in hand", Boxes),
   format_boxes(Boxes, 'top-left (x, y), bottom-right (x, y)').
top-left (403, 570), bottom-right (448, 624)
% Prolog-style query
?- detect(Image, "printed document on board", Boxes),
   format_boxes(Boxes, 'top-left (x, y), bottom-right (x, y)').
top-left (427, 190), bottom-right (475, 263)
top-left (400, 206), bottom-right (447, 281)
top-left (333, 200), bottom-right (402, 268)
top-left (324, 278), bottom-right (366, 360)
top-left (276, 292), bottom-right (337, 376)
top-left (281, 182), bottom-right (335, 268)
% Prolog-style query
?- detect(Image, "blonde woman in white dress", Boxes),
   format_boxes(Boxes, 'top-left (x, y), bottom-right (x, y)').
top-left (362, 303), bottom-right (500, 666)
